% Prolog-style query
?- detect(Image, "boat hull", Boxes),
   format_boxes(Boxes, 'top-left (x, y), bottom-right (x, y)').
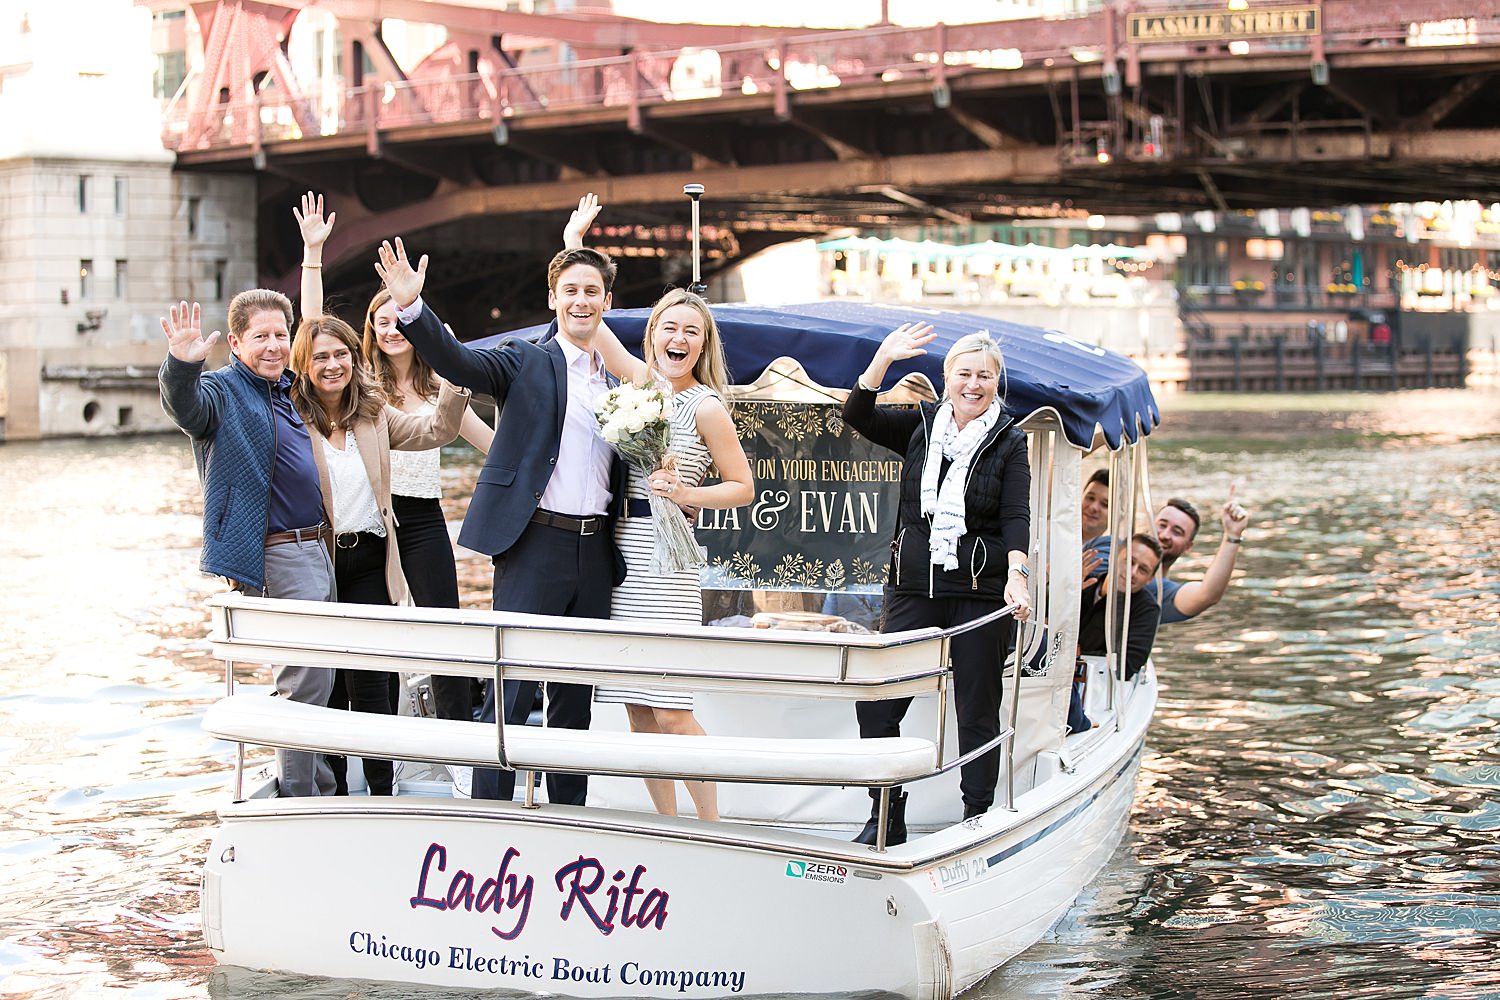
top-left (202, 803), bottom-right (937, 998)
top-left (200, 728), bottom-right (1147, 1000)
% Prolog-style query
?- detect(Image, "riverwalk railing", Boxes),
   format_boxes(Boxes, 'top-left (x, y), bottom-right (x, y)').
top-left (1187, 335), bottom-right (1466, 391)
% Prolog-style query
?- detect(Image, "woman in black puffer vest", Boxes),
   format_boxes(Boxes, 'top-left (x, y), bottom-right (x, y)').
top-left (842, 324), bottom-right (1032, 846)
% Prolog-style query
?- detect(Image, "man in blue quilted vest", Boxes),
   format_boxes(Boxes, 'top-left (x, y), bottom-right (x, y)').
top-left (159, 293), bottom-right (336, 797)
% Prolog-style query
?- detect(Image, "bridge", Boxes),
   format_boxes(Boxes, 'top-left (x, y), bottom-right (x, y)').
top-left (154, 0), bottom-right (1500, 327)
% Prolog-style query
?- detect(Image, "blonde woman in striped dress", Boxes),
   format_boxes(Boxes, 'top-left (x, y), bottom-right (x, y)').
top-left (592, 289), bottom-right (753, 821)
top-left (565, 199), bottom-right (753, 820)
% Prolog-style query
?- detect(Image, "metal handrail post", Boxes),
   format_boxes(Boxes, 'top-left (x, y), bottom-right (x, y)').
top-left (493, 628), bottom-right (511, 771)
top-left (1105, 448), bottom-right (1121, 715)
top-left (934, 669), bottom-right (950, 768)
top-left (873, 785), bottom-right (892, 853)
top-left (1003, 620), bottom-right (1027, 811)
top-left (225, 626), bottom-right (246, 800)
top-left (522, 771), bottom-right (538, 809)
top-left (1118, 440), bottom-right (1140, 731)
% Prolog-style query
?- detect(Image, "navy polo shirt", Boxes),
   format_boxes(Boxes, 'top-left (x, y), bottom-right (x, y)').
top-left (265, 381), bottom-right (323, 534)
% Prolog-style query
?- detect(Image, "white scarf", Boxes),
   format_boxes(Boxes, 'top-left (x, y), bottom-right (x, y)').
top-left (920, 398), bottom-right (1003, 570)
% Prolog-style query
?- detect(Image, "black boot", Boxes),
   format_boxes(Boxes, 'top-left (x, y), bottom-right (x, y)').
top-left (853, 791), bottom-right (908, 846)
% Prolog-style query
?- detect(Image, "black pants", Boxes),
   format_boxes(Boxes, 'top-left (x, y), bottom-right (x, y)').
top-left (856, 591), bottom-right (1012, 813)
top-left (391, 493), bottom-right (482, 722)
top-left (327, 531), bottom-right (397, 795)
top-left (472, 519), bottom-right (612, 805)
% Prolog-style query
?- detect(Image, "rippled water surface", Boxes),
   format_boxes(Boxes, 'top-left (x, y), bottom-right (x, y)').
top-left (1, 390), bottom-right (1497, 1000)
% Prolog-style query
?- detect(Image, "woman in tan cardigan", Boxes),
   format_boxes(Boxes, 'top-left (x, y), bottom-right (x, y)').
top-left (289, 313), bottom-right (469, 795)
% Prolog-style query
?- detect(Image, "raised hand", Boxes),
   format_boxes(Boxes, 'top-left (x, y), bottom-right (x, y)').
top-left (1221, 481), bottom-right (1249, 538)
top-left (563, 193), bottom-right (602, 250)
top-left (876, 323), bottom-right (937, 365)
top-left (1081, 546), bottom-right (1104, 580)
top-left (374, 237), bottom-right (428, 310)
top-left (160, 301), bottom-right (220, 363)
top-left (293, 191), bottom-right (336, 250)
top-left (857, 322), bottom-right (936, 391)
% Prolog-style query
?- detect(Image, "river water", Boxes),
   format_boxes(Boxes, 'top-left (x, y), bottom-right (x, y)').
top-left (0, 390), bottom-right (1497, 1000)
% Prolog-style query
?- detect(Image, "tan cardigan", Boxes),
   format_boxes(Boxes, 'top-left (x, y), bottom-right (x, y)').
top-left (308, 379), bottom-right (470, 606)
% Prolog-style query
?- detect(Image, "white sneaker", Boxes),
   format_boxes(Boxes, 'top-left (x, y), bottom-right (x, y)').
top-left (449, 765), bottom-right (473, 799)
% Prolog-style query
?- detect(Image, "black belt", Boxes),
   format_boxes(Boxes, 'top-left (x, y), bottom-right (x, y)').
top-left (335, 530), bottom-right (383, 550)
top-left (529, 509), bottom-right (604, 536)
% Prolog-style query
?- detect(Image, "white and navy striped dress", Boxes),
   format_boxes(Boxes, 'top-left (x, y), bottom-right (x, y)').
top-left (596, 384), bottom-right (717, 710)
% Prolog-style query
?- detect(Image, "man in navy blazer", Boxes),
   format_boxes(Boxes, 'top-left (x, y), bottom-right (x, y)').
top-left (376, 238), bottom-right (627, 806)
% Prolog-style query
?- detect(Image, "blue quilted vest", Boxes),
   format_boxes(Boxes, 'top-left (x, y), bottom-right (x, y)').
top-left (159, 355), bottom-right (303, 590)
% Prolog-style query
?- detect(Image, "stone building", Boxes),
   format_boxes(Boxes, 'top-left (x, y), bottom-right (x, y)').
top-left (0, 1), bottom-right (254, 440)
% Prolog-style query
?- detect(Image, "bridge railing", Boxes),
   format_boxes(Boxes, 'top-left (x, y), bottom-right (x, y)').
top-left (159, 5), bottom-right (1500, 153)
top-left (158, 18), bottom-right (1099, 152)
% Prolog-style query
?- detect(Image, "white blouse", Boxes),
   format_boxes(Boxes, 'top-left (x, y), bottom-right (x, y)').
top-left (388, 399), bottom-right (442, 500)
top-left (323, 431), bottom-right (386, 536)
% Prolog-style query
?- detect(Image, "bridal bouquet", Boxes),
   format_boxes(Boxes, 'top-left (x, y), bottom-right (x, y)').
top-left (595, 382), bottom-right (705, 575)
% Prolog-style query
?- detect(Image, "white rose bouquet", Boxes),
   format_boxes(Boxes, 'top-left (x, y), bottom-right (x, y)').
top-left (595, 381), bottom-right (705, 575)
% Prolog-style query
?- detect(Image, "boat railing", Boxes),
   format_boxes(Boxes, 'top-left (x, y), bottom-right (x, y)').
top-left (202, 593), bottom-right (1028, 852)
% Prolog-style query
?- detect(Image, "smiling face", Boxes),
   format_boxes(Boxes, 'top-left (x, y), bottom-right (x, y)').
top-left (369, 299), bottom-right (409, 360)
top-left (1111, 540), bottom-right (1162, 594)
top-left (308, 331), bottom-right (354, 407)
top-left (647, 302), bottom-right (708, 388)
top-left (944, 349), bottom-right (1001, 426)
top-left (228, 308), bottom-right (292, 380)
top-left (1082, 481), bottom-right (1110, 540)
top-left (1155, 505), bottom-right (1199, 562)
top-left (548, 261), bottom-right (612, 346)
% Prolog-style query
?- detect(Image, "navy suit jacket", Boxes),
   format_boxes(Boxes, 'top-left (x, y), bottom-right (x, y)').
top-left (398, 303), bottom-right (628, 585)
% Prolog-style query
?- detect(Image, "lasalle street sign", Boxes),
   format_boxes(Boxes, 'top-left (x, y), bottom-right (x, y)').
top-left (1127, 6), bottom-right (1320, 43)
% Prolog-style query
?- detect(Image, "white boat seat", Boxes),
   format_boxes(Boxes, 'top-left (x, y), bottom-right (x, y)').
top-left (203, 694), bottom-right (940, 787)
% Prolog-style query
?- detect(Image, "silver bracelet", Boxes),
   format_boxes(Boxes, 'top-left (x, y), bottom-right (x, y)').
top-left (856, 378), bottom-right (879, 393)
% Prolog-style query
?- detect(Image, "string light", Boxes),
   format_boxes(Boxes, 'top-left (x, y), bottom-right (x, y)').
top-left (1395, 259), bottom-right (1500, 280)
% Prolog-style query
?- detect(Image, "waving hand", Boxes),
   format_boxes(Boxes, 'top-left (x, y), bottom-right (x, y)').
top-left (160, 301), bottom-right (220, 363)
top-left (374, 237), bottom-right (428, 311)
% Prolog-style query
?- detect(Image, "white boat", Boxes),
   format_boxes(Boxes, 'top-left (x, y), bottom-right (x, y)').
top-left (195, 302), bottom-right (1162, 998)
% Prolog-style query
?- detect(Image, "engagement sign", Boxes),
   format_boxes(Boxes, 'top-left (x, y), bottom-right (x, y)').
top-left (697, 401), bottom-right (901, 592)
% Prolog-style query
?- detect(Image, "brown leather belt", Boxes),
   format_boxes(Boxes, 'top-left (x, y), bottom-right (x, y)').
top-left (265, 523), bottom-right (332, 547)
top-left (529, 509), bottom-right (604, 536)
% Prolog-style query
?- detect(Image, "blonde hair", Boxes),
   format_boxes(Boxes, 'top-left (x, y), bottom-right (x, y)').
top-left (289, 315), bottom-right (384, 437)
top-left (942, 331), bottom-right (1007, 405)
top-left (362, 287), bottom-right (438, 407)
top-left (643, 288), bottom-right (730, 397)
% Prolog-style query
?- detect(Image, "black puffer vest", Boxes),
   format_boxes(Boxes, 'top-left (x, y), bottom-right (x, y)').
top-left (888, 403), bottom-right (1031, 599)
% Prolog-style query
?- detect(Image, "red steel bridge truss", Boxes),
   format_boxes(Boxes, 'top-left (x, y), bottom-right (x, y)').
top-left (146, 0), bottom-right (1500, 317)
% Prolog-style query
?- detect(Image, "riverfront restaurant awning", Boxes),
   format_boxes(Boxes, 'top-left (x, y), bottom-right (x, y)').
top-left (815, 237), bottom-right (1156, 265)
top-left (475, 301), bottom-right (1159, 449)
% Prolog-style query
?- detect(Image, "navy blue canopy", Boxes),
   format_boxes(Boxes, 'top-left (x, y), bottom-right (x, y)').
top-left (472, 301), bottom-right (1158, 449)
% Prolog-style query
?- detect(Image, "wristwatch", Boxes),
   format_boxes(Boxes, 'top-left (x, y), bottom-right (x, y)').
top-left (1008, 564), bottom-right (1030, 578)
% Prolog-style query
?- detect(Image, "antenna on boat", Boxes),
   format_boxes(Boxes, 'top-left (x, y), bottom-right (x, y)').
top-left (684, 183), bottom-right (708, 299)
